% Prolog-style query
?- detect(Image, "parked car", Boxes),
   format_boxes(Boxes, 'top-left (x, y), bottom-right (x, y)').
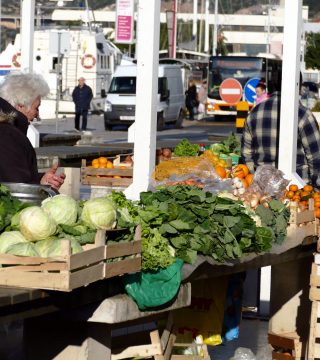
top-left (104, 64), bottom-right (185, 131)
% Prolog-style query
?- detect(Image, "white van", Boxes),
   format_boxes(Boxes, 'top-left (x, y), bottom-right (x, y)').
top-left (104, 64), bottom-right (185, 130)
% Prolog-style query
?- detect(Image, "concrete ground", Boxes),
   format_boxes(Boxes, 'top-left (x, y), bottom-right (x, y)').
top-left (0, 317), bottom-right (272, 360)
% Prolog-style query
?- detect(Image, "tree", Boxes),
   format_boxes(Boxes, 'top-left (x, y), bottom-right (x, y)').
top-left (305, 32), bottom-right (320, 69)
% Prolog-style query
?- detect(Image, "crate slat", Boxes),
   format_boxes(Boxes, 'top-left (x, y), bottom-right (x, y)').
top-left (106, 240), bottom-right (141, 259)
top-left (69, 246), bottom-right (105, 271)
top-left (105, 256), bottom-right (141, 279)
top-left (69, 263), bottom-right (105, 290)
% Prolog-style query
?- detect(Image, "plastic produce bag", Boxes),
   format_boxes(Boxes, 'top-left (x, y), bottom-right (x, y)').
top-left (229, 347), bottom-right (256, 360)
top-left (124, 258), bottom-right (183, 310)
top-left (248, 165), bottom-right (289, 199)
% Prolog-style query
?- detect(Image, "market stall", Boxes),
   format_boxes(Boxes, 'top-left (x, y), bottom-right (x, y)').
top-left (0, 0), bottom-right (315, 358)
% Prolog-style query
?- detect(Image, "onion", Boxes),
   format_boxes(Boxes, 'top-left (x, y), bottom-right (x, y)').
top-left (162, 148), bottom-right (172, 158)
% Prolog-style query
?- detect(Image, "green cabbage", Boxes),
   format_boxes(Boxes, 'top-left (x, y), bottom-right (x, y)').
top-left (81, 197), bottom-right (117, 230)
top-left (0, 231), bottom-right (28, 254)
top-left (42, 194), bottom-right (78, 226)
top-left (35, 238), bottom-right (83, 257)
top-left (6, 242), bottom-right (40, 257)
top-left (19, 206), bottom-right (57, 241)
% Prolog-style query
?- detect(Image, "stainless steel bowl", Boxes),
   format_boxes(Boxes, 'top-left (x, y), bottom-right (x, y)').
top-left (1, 183), bottom-right (59, 204)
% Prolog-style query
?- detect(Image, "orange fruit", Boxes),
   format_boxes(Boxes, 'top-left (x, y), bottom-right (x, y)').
top-left (303, 184), bottom-right (313, 192)
top-left (106, 161), bottom-right (114, 169)
top-left (315, 208), bottom-right (320, 218)
top-left (292, 195), bottom-right (301, 202)
top-left (314, 200), bottom-right (320, 208)
top-left (300, 191), bottom-right (311, 199)
top-left (313, 192), bottom-right (320, 199)
top-left (215, 166), bottom-right (227, 178)
top-left (113, 175), bottom-right (122, 179)
top-left (92, 159), bottom-right (99, 167)
top-left (232, 164), bottom-right (249, 179)
top-left (245, 173), bottom-right (254, 186)
top-left (289, 184), bottom-right (299, 192)
top-left (286, 191), bottom-right (294, 199)
top-left (98, 156), bottom-right (108, 165)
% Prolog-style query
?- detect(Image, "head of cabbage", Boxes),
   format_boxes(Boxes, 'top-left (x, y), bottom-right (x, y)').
top-left (35, 238), bottom-right (83, 258)
top-left (81, 197), bottom-right (117, 230)
top-left (0, 231), bottom-right (28, 254)
top-left (19, 206), bottom-right (57, 241)
top-left (42, 194), bottom-right (78, 226)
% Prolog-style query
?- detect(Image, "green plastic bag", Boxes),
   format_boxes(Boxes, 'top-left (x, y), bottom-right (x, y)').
top-left (124, 258), bottom-right (184, 310)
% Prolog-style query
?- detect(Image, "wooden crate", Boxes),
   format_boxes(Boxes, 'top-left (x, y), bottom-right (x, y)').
top-left (0, 226), bottom-right (142, 292)
top-left (81, 159), bottom-right (133, 187)
top-left (111, 313), bottom-right (209, 360)
top-left (0, 230), bottom-right (106, 292)
top-left (268, 332), bottom-right (302, 360)
top-left (308, 250), bottom-right (320, 359)
top-left (105, 225), bottom-right (142, 278)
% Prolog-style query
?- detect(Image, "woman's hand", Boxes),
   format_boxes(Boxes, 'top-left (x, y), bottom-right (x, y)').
top-left (41, 164), bottom-right (66, 190)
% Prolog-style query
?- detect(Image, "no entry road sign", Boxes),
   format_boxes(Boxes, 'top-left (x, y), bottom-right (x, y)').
top-left (219, 78), bottom-right (243, 104)
top-left (244, 77), bottom-right (261, 104)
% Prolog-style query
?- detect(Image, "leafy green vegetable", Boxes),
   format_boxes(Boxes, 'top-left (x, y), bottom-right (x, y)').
top-left (255, 200), bottom-right (290, 244)
top-left (0, 185), bottom-right (29, 233)
top-left (141, 228), bottom-right (175, 271)
top-left (173, 139), bottom-right (200, 157)
top-left (210, 133), bottom-right (241, 156)
top-left (138, 185), bottom-right (275, 265)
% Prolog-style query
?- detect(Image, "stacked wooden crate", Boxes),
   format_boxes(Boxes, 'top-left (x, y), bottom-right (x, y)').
top-left (0, 227), bottom-right (141, 292)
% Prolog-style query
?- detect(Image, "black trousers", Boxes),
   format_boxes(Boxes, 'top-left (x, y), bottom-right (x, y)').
top-left (75, 110), bottom-right (88, 130)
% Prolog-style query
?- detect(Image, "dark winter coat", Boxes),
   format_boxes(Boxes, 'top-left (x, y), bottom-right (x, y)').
top-left (72, 84), bottom-right (93, 112)
top-left (0, 97), bottom-right (41, 184)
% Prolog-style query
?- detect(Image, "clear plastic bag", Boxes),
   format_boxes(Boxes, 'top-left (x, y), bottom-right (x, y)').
top-left (248, 165), bottom-right (289, 199)
top-left (229, 347), bottom-right (256, 360)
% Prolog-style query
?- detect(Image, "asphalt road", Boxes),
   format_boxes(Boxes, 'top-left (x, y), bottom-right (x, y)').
top-left (34, 114), bottom-right (237, 145)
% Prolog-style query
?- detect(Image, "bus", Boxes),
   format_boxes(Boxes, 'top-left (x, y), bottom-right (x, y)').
top-left (206, 55), bottom-right (282, 117)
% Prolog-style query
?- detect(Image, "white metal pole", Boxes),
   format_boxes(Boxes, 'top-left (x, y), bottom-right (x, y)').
top-left (192, 0), bottom-right (197, 52)
top-left (21, 0), bottom-right (35, 72)
top-left (124, 0), bottom-right (161, 200)
top-left (198, 0), bottom-right (204, 52)
top-left (172, 0), bottom-right (177, 58)
top-left (278, 0), bottom-right (304, 186)
top-left (0, 0), bottom-right (2, 53)
top-left (212, 0), bottom-right (218, 55)
top-left (204, 0), bottom-right (209, 53)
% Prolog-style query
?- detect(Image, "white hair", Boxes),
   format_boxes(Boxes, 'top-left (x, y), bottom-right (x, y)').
top-left (0, 72), bottom-right (50, 108)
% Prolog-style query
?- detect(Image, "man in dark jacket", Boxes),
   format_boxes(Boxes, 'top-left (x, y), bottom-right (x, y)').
top-left (0, 73), bottom-right (65, 189)
top-left (72, 77), bottom-right (93, 131)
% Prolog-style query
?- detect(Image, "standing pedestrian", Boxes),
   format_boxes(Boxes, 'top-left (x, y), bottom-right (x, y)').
top-left (185, 80), bottom-right (198, 120)
top-left (72, 77), bottom-right (93, 131)
top-left (197, 80), bottom-right (208, 119)
top-left (255, 82), bottom-right (269, 105)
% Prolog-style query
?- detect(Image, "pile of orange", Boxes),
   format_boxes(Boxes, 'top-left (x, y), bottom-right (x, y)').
top-left (285, 184), bottom-right (320, 217)
top-left (91, 157), bottom-right (114, 169)
top-left (231, 164), bottom-right (253, 189)
top-left (89, 157), bottom-right (122, 179)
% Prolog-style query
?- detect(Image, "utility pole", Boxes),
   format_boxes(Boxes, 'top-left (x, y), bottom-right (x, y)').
top-left (198, 0), bottom-right (204, 52)
top-left (213, 0), bottom-right (218, 55)
top-left (21, 0), bottom-right (35, 72)
top-left (171, 0), bottom-right (177, 58)
top-left (204, 0), bottom-right (209, 53)
top-left (192, 0), bottom-right (197, 51)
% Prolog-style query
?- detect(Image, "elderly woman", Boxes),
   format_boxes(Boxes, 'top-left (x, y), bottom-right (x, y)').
top-left (0, 73), bottom-right (65, 189)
